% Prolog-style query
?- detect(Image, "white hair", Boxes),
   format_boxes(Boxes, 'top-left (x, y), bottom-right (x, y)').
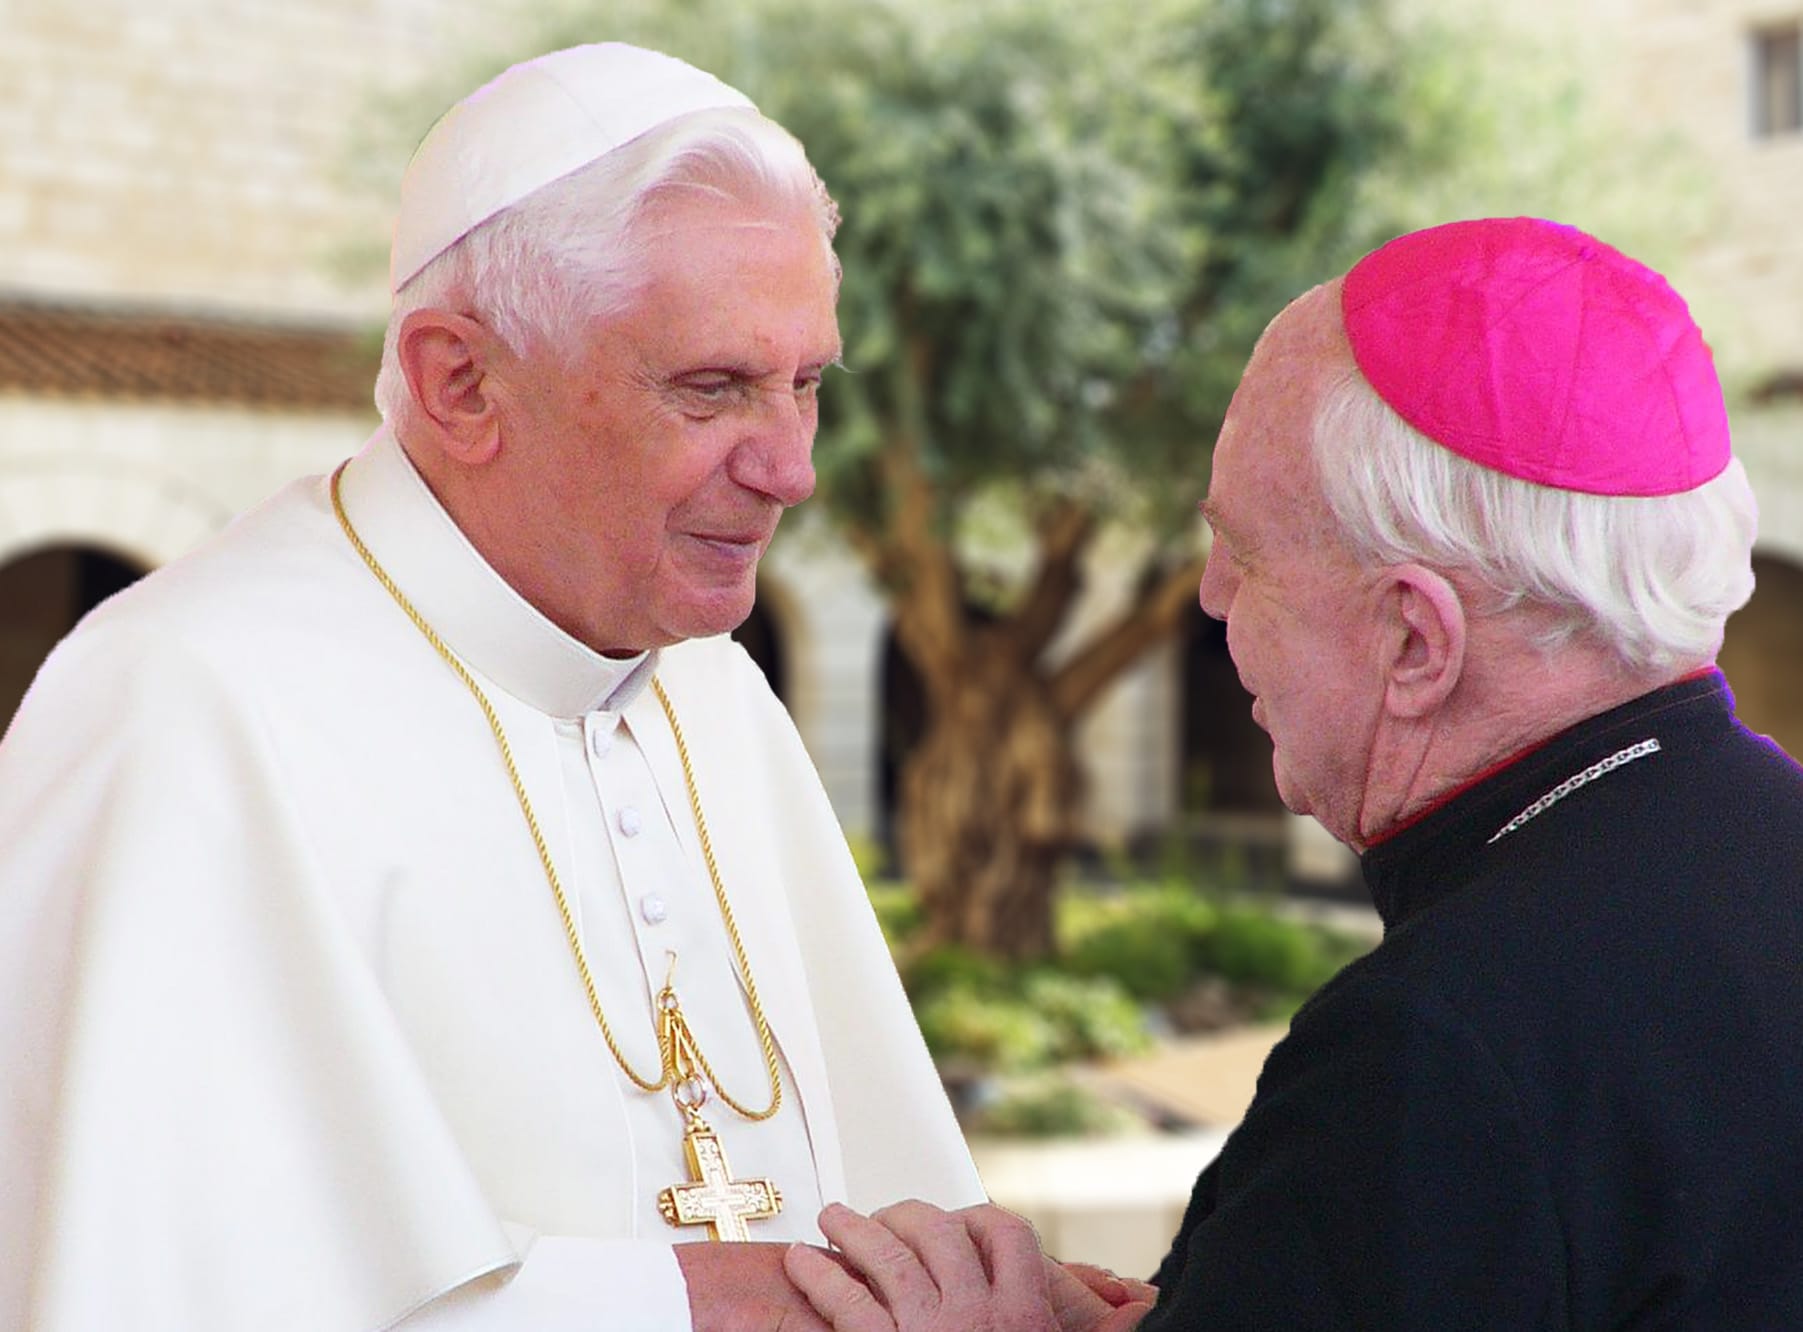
top-left (374, 106), bottom-right (838, 422)
top-left (1311, 365), bottom-right (1758, 674)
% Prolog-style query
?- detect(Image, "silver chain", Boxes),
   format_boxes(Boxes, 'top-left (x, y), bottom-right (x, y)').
top-left (1487, 738), bottom-right (1663, 845)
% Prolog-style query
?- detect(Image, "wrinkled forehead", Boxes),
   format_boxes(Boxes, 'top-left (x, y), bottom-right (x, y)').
top-left (1248, 279), bottom-right (1350, 382)
top-left (1218, 282), bottom-right (1348, 465)
top-left (1208, 282), bottom-right (1358, 552)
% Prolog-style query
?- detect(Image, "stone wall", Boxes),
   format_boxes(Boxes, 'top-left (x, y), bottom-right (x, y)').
top-left (0, 0), bottom-right (511, 322)
top-left (1610, 0), bottom-right (1803, 380)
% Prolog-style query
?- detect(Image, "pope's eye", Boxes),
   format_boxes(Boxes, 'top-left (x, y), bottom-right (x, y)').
top-left (674, 378), bottom-right (747, 417)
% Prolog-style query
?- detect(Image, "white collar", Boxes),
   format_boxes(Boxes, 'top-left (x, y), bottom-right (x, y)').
top-left (334, 427), bottom-right (656, 720)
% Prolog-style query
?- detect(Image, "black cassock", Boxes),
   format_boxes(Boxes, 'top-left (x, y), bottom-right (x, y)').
top-left (1144, 672), bottom-right (1803, 1330)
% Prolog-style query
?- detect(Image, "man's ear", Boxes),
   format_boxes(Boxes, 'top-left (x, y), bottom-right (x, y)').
top-left (396, 309), bottom-right (503, 466)
top-left (1381, 564), bottom-right (1466, 719)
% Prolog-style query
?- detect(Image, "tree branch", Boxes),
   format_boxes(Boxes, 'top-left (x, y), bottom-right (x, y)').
top-left (874, 331), bottom-right (968, 684)
top-left (1006, 497), bottom-right (1096, 667)
top-left (1048, 551), bottom-right (1208, 720)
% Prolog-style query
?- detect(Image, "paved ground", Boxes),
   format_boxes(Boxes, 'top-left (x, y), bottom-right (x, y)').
top-left (972, 1025), bottom-right (1286, 1275)
top-left (974, 899), bottom-right (1384, 1275)
top-left (1090, 1022), bottom-right (1288, 1128)
top-left (970, 1129), bottom-right (1231, 1276)
top-left (1087, 895), bottom-right (1379, 1129)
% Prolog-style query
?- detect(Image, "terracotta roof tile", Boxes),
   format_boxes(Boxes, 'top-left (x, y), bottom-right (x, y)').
top-left (0, 299), bottom-right (378, 411)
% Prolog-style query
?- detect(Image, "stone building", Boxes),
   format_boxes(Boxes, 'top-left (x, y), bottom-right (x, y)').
top-left (2, 0), bottom-right (1799, 875)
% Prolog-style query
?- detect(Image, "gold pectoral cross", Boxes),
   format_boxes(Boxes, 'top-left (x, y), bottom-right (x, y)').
top-left (657, 1116), bottom-right (784, 1242)
top-left (653, 954), bottom-right (783, 1241)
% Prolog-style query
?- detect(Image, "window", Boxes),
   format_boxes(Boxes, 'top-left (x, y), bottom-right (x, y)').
top-left (1752, 22), bottom-right (1803, 137)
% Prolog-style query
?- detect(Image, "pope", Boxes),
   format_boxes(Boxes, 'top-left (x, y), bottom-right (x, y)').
top-left (785, 218), bottom-right (1803, 1328)
top-left (0, 43), bottom-right (982, 1331)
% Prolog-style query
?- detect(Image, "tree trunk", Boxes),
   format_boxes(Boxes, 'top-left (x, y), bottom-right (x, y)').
top-left (896, 657), bottom-right (1082, 960)
top-left (859, 431), bottom-right (1208, 961)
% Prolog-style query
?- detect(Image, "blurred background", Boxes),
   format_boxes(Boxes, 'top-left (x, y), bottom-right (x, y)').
top-left (2, 0), bottom-right (1799, 1276)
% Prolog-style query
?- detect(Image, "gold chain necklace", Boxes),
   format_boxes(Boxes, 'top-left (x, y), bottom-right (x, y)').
top-left (328, 462), bottom-right (782, 1123)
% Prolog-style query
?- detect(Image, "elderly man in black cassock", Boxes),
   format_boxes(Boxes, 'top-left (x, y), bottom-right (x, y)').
top-left (786, 219), bottom-right (1803, 1331)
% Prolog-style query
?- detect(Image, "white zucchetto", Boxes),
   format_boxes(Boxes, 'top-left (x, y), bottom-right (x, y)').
top-left (389, 42), bottom-right (756, 291)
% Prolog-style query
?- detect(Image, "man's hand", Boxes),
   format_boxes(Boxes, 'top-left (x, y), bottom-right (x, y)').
top-left (676, 1240), bottom-right (835, 1332)
top-left (1046, 1261), bottom-right (1157, 1332)
top-left (784, 1201), bottom-right (1053, 1331)
top-left (783, 1201), bottom-right (1152, 1332)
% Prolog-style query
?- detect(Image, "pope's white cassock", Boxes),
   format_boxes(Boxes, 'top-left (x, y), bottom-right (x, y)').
top-left (0, 429), bottom-right (983, 1331)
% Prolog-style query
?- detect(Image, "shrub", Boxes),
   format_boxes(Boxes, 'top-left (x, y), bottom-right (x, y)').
top-left (1020, 972), bottom-right (1154, 1062)
top-left (846, 834), bottom-right (892, 884)
top-left (1197, 905), bottom-right (1335, 992)
top-left (900, 944), bottom-right (1011, 1003)
top-left (908, 957), bottom-right (1153, 1072)
top-left (971, 1073), bottom-right (1148, 1139)
top-left (885, 884), bottom-right (1368, 1087)
top-left (1061, 889), bottom-right (1220, 1001)
top-left (914, 982), bottom-right (1061, 1072)
top-left (867, 883), bottom-right (923, 946)
top-left (1063, 912), bottom-right (1196, 1001)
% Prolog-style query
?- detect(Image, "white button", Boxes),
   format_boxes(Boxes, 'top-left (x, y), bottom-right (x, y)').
top-left (640, 893), bottom-right (669, 925)
top-left (589, 727), bottom-right (613, 759)
top-left (618, 806), bottom-right (643, 837)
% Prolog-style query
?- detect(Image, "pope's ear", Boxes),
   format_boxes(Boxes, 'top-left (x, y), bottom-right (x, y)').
top-left (1381, 564), bottom-right (1466, 719)
top-left (395, 309), bottom-right (502, 466)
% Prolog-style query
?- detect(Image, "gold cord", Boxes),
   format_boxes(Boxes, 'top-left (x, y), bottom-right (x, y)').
top-left (330, 462), bottom-right (781, 1120)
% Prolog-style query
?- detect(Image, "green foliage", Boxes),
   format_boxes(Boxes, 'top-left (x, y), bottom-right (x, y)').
top-left (906, 948), bottom-right (1153, 1073)
top-left (915, 983), bottom-right (1062, 1072)
top-left (898, 881), bottom-right (1369, 1075)
top-left (1061, 890), bottom-right (1219, 1002)
top-left (1065, 881), bottom-right (1362, 1007)
top-left (1195, 905), bottom-right (1332, 992)
top-left (901, 944), bottom-right (1008, 1003)
top-left (845, 833), bottom-right (893, 885)
top-left (1020, 972), bottom-right (1155, 1063)
top-left (1061, 879), bottom-right (1361, 1003)
top-left (1065, 919), bottom-right (1193, 1002)
top-left (907, 880), bottom-right (1378, 1133)
top-left (866, 882), bottom-right (922, 947)
top-left (969, 1073), bottom-right (1148, 1139)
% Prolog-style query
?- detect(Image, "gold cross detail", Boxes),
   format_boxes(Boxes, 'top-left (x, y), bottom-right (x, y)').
top-left (658, 1117), bottom-right (783, 1242)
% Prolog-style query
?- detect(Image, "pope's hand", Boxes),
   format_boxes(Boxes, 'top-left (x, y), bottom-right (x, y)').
top-left (676, 1240), bottom-right (834, 1332)
top-left (784, 1201), bottom-right (1053, 1331)
top-left (784, 1201), bottom-right (1151, 1332)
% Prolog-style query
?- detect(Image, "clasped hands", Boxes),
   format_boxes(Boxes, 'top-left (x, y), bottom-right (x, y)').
top-left (676, 1200), bottom-right (1153, 1332)
top-left (785, 1200), bottom-right (1154, 1332)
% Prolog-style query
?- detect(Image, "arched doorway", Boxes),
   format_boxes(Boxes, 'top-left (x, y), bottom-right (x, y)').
top-left (1175, 603), bottom-right (1290, 885)
top-left (874, 607), bottom-right (1006, 874)
top-left (731, 591), bottom-right (788, 704)
top-left (1178, 604), bottom-right (1283, 815)
top-left (1, 544), bottom-right (149, 735)
top-left (1719, 552), bottom-right (1803, 759)
top-left (876, 628), bottom-right (928, 870)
